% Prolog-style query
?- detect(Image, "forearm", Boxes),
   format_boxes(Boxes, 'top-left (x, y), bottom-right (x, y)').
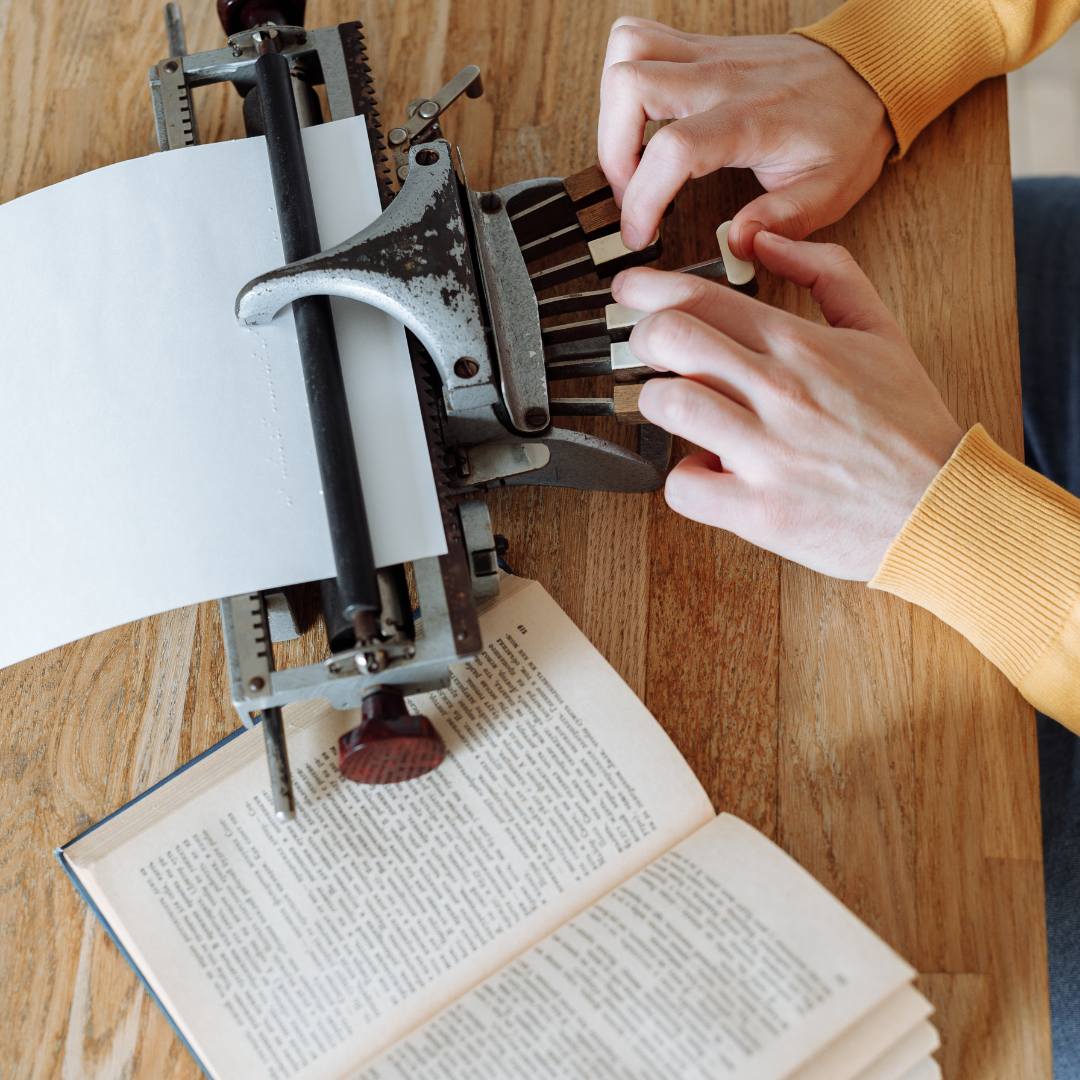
top-left (871, 425), bottom-right (1080, 730)
top-left (794, 0), bottom-right (1080, 154)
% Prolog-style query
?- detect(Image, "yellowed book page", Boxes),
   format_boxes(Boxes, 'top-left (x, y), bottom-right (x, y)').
top-left (896, 1059), bottom-right (941, 1080)
top-left (65, 578), bottom-right (713, 1080)
top-left (787, 986), bottom-right (932, 1080)
top-left (850, 1024), bottom-right (939, 1080)
top-left (358, 814), bottom-right (916, 1080)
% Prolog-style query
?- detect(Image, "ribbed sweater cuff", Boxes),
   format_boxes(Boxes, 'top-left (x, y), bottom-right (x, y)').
top-left (870, 425), bottom-right (1080, 689)
top-left (793, 0), bottom-right (1006, 155)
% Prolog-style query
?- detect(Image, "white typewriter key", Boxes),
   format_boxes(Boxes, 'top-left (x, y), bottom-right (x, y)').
top-left (716, 220), bottom-right (756, 286)
top-left (588, 228), bottom-right (661, 266)
top-left (609, 340), bottom-right (658, 383)
top-left (609, 341), bottom-right (641, 371)
top-left (605, 302), bottom-right (650, 331)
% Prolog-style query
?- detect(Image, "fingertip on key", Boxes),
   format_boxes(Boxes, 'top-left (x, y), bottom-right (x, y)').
top-left (732, 219), bottom-right (764, 261)
top-left (621, 222), bottom-right (642, 250)
top-left (628, 312), bottom-right (660, 348)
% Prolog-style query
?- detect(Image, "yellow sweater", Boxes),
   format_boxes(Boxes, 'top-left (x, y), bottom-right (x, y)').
top-left (797, 0), bottom-right (1080, 154)
top-left (794, 0), bottom-right (1080, 729)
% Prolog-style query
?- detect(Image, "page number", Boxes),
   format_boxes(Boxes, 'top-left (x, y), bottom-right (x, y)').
top-left (517, 625), bottom-right (528, 634)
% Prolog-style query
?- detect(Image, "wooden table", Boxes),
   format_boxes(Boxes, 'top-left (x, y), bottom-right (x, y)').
top-left (0, 1), bottom-right (1049, 1077)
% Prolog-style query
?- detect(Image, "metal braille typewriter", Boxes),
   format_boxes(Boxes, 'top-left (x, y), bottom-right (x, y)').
top-left (149, 0), bottom-right (755, 818)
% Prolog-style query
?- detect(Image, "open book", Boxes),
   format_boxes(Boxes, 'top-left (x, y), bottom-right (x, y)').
top-left (59, 577), bottom-right (939, 1080)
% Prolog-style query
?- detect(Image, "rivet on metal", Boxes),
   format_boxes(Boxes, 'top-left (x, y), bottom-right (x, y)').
top-left (417, 100), bottom-right (439, 119)
top-left (387, 127), bottom-right (408, 146)
top-left (248, 676), bottom-right (265, 692)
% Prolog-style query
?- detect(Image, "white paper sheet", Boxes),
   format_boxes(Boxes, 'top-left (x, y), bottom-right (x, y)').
top-left (0, 116), bottom-right (446, 669)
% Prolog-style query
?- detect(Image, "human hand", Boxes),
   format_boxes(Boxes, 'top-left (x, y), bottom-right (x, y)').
top-left (611, 234), bottom-right (963, 580)
top-left (598, 18), bottom-right (895, 260)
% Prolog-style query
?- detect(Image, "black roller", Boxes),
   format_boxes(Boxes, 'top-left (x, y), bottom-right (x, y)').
top-left (256, 50), bottom-right (379, 634)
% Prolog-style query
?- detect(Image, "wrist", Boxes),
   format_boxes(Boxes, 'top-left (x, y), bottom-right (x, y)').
top-left (876, 418), bottom-right (964, 572)
top-left (819, 39), bottom-right (895, 158)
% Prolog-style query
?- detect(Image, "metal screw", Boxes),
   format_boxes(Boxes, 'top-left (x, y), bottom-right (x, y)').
top-left (456, 630), bottom-right (468, 642)
top-left (524, 407), bottom-right (549, 428)
top-left (414, 149), bottom-right (440, 167)
top-left (454, 357), bottom-right (480, 379)
top-left (387, 127), bottom-right (408, 147)
top-left (163, 60), bottom-right (179, 74)
top-left (247, 676), bottom-right (265, 692)
top-left (417, 100), bottom-right (439, 119)
top-left (480, 191), bottom-right (502, 213)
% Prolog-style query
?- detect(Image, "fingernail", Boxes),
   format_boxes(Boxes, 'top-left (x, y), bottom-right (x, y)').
top-left (611, 185), bottom-right (625, 208)
top-left (611, 270), bottom-right (627, 293)
top-left (735, 220), bottom-right (765, 259)
top-left (622, 223), bottom-right (641, 250)
top-left (757, 230), bottom-right (790, 244)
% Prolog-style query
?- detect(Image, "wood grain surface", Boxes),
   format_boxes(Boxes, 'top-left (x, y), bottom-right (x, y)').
top-left (0, 1), bottom-right (1050, 1078)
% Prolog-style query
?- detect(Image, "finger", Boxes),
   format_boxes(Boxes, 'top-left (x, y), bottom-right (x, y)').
top-left (752, 232), bottom-right (903, 338)
top-left (596, 64), bottom-right (649, 207)
top-left (725, 171), bottom-right (856, 261)
top-left (598, 60), bottom-right (703, 218)
top-left (602, 15), bottom-right (703, 196)
top-left (618, 109), bottom-right (745, 249)
top-left (638, 375), bottom-right (762, 460)
top-left (606, 16), bottom-right (703, 53)
top-left (603, 19), bottom-right (702, 71)
top-left (613, 266), bottom-right (784, 353)
top-left (663, 450), bottom-right (757, 531)
top-left (630, 311), bottom-right (769, 407)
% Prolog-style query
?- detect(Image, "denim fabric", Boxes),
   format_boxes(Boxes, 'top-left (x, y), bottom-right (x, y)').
top-left (1014, 176), bottom-right (1080, 1076)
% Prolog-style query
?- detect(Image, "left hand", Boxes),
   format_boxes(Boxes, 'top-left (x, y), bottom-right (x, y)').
top-left (611, 232), bottom-right (964, 580)
top-left (597, 18), bottom-right (895, 259)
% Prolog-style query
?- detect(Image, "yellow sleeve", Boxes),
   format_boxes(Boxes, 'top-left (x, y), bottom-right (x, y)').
top-left (793, 0), bottom-right (1080, 154)
top-left (870, 425), bottom-right (1080, 730)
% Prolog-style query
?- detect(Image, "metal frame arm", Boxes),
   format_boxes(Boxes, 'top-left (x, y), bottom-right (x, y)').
top-left (235, 140), bottom-right (498, 412)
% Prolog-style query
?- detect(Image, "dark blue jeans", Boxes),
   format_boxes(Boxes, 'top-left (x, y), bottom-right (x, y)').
top-left (1015, 176), bottom-right (1080, 1075)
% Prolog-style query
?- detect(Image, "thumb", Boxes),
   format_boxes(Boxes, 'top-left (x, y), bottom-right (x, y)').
top-left (752, 231), bottom-right (903, 339)
top-left (727, 171), bottom-right (858, 262)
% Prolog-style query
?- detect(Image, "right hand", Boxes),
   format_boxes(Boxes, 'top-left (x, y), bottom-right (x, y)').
top-left (609, 233), bottom-right (963, 581)
top-left (597, 18), bottom-right (896, 259)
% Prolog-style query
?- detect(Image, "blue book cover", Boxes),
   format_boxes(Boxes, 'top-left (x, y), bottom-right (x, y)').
top-left (55, 722), bottom-right (253, 1080)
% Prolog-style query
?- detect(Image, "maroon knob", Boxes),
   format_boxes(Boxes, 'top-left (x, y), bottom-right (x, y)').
top-left (338, 686), bottom-right (447, 785)
top-left (217, 0), bottom-right (306, 35)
